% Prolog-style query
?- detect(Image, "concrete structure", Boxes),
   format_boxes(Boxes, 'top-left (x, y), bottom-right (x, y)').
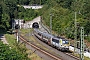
top-left (13, 16), bottom-right (41, 29)
top-left (0, 34), bottom-right (9, 44)
top-left (23, 16), bottom-right (41, 29)
top-left (22, 5), bottom-right (43, 9)
top-left (14, 19), bottom-right (24, 29)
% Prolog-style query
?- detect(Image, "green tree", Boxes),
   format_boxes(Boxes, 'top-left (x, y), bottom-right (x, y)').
top-left (83, 0), bottom-right (90, 20)
top-left (0, 3), bottom-right (2, 24)
top-left (0, 41), bottom-right (29, 60)
top-left (0, 1), bottom-right (10, 30)
top-left (56, 0), bottom-right (73, 9)
top-left (84, 21), bottom-right (90, 36)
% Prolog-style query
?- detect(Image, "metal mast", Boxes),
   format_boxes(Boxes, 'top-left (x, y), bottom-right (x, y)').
top-left (28, 24), bottom-right (30, 36)
top-left (50, 14), bottom-right (52, 34)
top-left (74, 12), bottom-right (77, 53)
top-left (17, 19), bottom-right (20, 43)
top-left (80, 27), bottom-right (84, 60)
top-left (50, 13), bottom-right (54, 35)
top-left (40, 0), bottom-right (41, 5)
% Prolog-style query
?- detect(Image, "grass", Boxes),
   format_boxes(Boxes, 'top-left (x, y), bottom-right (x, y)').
top-left (29, 36), bottom-right (49, 51)
top-left (5, 34), bottom-right (16, 46)
top-left (21, 28), bottom-right (49, 50)
top-left (74, 53), bottom-right (90, 60)
top-left (27, 49), bottom-right (43, 60)
top-left (5, 33), bottom-right (31, 60)
top-left (20, 29), bottom-right (60, 59)
top-left (20, 29), bottom-right (33, 35)
top-left (20, 29), bottom-right (62, 58)
top-left (20, 29), bottom-right (44, 60)
top-left (5, 29), bottom-right (90, 60)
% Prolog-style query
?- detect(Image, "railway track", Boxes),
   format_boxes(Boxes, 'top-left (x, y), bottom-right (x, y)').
top-left (19, 31), bottom-right (79, 60)
top-left (19, 35), bottom-right (62, 60)
top-left (65, 52), bottom-right (79, 60)
top-left (33, 33), bottom-right (79, 60)
top-left (39, 25), bottom-right (80, 60)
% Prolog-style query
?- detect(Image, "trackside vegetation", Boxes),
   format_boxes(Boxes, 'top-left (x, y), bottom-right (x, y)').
top-left (0, 0), bottom-right (90, 60)
top-left (39, 0), bottom-right (90, 41)
top-left (0, 41), bottom-right (30, 60)
top-left (4, 33), bottom-right (30, 60)
top-left (0, 0), bottom-right (90, 41)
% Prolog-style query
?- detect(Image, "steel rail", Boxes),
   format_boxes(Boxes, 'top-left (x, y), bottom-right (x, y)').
top-left (19, 35), bottom-right (62, 60)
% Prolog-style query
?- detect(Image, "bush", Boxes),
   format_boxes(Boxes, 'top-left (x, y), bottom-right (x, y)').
top-left (0, 41), bottom-right (29, 60)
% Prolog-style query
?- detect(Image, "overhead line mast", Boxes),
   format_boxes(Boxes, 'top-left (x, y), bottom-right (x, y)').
top-left (74, 12), bottom-right (77, 53)
top-left (80, 27), bottom-right (84, 60)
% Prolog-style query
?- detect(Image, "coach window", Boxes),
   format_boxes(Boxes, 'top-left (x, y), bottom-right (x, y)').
top-left (56, 40), bottom-right (59, 43)
top-left (52, 38), bottom-right (55, 42)
top-left (52, 38), bottom-right (54, 42)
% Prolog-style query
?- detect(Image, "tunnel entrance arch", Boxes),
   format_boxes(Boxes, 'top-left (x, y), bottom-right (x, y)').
top-left (32, 22), bottom-right (39, 28)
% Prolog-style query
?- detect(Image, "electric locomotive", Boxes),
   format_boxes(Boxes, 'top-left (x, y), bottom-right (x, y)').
top-left (52, 37), bottom-right (70, 51)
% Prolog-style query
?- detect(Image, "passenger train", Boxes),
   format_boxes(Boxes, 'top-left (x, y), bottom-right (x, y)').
top-left (34, 29), bottom-right (70, 51)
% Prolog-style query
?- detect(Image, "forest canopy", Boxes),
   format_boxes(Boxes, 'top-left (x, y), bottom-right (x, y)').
top-left (0, 0), bottom-right (90, 40)
top-left (40, 0), bottom-right (90, 40)
top-left (0, 0), bottom-right (47, 30)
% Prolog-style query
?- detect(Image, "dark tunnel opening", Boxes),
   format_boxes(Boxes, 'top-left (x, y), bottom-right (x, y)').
top-left (32, 22), bottom-right (39, 28)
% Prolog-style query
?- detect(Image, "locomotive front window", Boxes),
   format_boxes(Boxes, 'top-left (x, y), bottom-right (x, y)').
top-left (52, 38), bottom-right (59, 43)
top-left (62, 40), bottom-right (69, 44)
top-left (65, 41), bottom-right (69, 44)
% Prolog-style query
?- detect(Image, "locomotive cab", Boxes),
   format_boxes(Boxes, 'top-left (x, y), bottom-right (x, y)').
top-left (60, 39), bottom-right (70, 51)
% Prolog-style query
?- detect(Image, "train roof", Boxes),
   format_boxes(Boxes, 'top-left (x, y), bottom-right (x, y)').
top-left (34, 29), bottom-right (43, 34)
top-left (52, 37), bottom-right (60, 40)
top-left (52, 36), bottom-right (69, 41)
top-left (42, 32), bottom-right (54, 38)
top-left (62, 39), bottom-right (68, 41)
top-left (34, 29), bottom-right (69, 41)
top-left (34, 29), bottom-right (54, 38)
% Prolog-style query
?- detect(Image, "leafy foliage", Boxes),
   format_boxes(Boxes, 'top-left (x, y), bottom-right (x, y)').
top-left (0, 0), bottom-right (48, 30)
top-left (0, 41), bottom-right (29, 60)
top-left (40, 0), bottom-right (90, 40)
top-left (0, 0), bottom-right (90, 40)
top-left (84, 21), bottom-right (90, 36)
